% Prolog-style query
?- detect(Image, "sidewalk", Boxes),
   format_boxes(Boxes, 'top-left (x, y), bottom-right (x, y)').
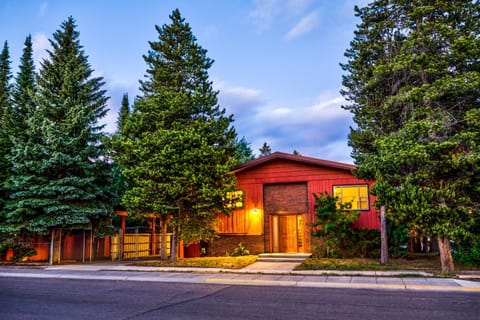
top-left (1, 261), bottom-right (480, 292)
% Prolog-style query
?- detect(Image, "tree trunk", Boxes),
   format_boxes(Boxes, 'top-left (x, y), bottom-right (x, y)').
top-left (437, 235), bottom-right (455, 274)
top-left (380, 206), bottom-right (388, 264)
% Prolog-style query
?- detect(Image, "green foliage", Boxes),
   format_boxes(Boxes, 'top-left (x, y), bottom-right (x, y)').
top-left (230, 243), bottom-right (250, 257)
top-left (0, 41), bottom-right (13, 213)
top-left (453, 237), bottom-right (480, 268)
top-left (12, 35), bottom-right (36, 139)
top-left (3, 17), bottom-right (113, 236)
top-left (234, 136), bottom-right (254, 164)
top-left (350, 228), bottom-right (381, 259)
top-left (341, 0), bottom-right (480, 273)
top-left (117, 93), bottom-right (130, 134)
top-left (114, 9), bottom-right (238, 249)
top-left (310, 192), bottom-right (360, 258)
top-left (387, 220), bottom-right (409, 258)
top-left (0, 241), bottom-right (37, 261)
top-left (258, 142), bottom-right (271, 157)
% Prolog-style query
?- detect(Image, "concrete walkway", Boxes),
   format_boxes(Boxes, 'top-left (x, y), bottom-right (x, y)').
top-left (1, 261), bottom-right (479, 292)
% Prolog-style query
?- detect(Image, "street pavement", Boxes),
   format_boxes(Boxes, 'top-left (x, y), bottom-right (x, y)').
top-left (1, 260), bottom-right (480, 292)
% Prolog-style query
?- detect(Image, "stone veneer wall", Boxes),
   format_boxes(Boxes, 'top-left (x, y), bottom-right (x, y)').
top-left (207, 235), bottom-right (264, 256)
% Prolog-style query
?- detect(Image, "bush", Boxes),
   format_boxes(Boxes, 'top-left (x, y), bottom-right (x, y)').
top-left (310, 192), bottom-right (359, 258)
top-left (0, 241), bottom-right (37, 262)
top-left (310, 192), bottom-right (382, 258)
top-left (230, 243), bottom-right (250, 257)
top-left (453, 238), bottom-right (480, 268)
top-left (349, 228), bottom-right (381, 258)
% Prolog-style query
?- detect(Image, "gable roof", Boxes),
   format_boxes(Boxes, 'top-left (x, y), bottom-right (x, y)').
top-left (232, 151), bottom-right (356, 173)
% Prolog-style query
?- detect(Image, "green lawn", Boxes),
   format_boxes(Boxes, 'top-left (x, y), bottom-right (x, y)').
top-left (295, 254), bottom-right (479, 274)
top-left (132, 255), bottom-right (257, 269)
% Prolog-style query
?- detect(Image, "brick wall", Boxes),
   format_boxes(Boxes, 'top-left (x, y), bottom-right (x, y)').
top-left (207, 235), bottom-right (264, 256)
top-left (263, 183), bottom-right (308, 252)
top-left (263, 183), bottom-right (308, 214)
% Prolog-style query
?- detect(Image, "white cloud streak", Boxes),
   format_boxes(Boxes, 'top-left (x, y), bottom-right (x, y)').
top-left (32, 32), bottom-right (50, 68)
top-left (38, 2), bottom-right (48, 17)
top-left (284, 11), bottom-right (321, 40)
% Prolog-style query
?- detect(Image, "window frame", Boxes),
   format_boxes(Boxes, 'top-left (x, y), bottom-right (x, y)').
top-left (332, 184), bottom-right (370, 211)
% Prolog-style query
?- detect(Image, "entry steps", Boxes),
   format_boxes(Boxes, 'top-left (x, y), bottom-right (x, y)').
top-left (257, 253), bottom-right (312, 263)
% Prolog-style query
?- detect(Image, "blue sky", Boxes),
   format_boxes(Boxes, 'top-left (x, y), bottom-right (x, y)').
top-left (1, 0), bottom-right (369, 163)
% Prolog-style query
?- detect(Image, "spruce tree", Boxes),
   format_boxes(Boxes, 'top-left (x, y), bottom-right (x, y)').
top-left (234, 136), bottom-right (255, 164)
top-left (341, 0), bottom-right (480, 273)
top-left (4, 17), bottom-right (113, 237)
top-left (12, 35), bottom-right (36, 141)
top-left (259, 142), bottom-right (272, 156)
top-left (115, 9), bottom-right (237, 260)
top-left (0, 41), bottom-right (13, 217)
top-left (117, 93), bottom-right (130, 134)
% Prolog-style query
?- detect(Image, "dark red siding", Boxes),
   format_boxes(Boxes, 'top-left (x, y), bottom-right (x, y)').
top-left (213, 153), bottom-right (380, 255)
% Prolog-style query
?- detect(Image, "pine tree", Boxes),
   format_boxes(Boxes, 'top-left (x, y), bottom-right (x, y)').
top-left (341, 0), bottom-right (480, 273)
top-left (117, 93), bottom-right (130, 134)
top-left (4, 17), bottom-right (113, 237)
top-left (109, 93), bottom-right (130, 210)
top-left (12, 35), bottom-right (36, 141)
top-left (258, 142), bottom-right (271, 156)
top-left (234, 136), bottom-right (254, 164)
top-left (0, 41), bottom-right (13, 217)
top-left (115, 9), bottom-right (237, 260)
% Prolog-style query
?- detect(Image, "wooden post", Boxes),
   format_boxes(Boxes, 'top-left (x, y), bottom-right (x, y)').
top-left (82, 229), bottom-right (86, 263)
top-left (380, 206), bottom-right (388, 265)
top-left (151, 216), bottom-right (156, 255)
top-left (49, 229), bottom-right (54, 265)
top-left (121, 215), bottom-right (126, 260)
top-left (89, 225), bottom-right (93, 263)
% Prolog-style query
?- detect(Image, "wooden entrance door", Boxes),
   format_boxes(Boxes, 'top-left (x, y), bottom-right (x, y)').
top-left (272, 214), bottom-right (305, 253)
top-left (279, 215), bottom-right (298, 253)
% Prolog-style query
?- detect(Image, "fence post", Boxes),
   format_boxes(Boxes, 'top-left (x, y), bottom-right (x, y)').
top-left (119, 228), bottom-right (123, 261)
top-left (135, 227), bottom-right (139, 261)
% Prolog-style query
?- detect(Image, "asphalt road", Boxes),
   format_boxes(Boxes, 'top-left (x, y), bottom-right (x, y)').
top-left (0, 277), bottom-right (479, 320)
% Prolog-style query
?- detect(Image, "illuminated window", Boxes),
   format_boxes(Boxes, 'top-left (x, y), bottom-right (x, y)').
top-left (333, 185), bottom-right (369, 210)
top-left (225, 190), bottom-right (244, 209)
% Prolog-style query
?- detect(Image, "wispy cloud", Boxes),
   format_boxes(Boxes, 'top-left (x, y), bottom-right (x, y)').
top-left (235, 91), bottom-right (353, 161)
top-left (214, 80), bottom-right (267, 117)
top-left (32, 32), bottom-right (50, 68)
top-left (38, 2), bottom-right (48, 17)
top-left (248, 0), bottom-right (283, 30)
top-left (284, 10), bottom-right (321, 40)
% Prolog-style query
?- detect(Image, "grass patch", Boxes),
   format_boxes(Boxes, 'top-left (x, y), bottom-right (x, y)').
top-left (295, 254), bottom-right (445, 272)
top-left (132, 255), bottom-right (257, 269)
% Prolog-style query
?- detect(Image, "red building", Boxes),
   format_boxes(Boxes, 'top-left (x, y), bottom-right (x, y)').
top-left (210, 152), bottom-right (380, 256)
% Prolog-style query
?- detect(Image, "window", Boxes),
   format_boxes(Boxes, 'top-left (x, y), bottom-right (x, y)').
top-left (225, 190), bottom-right (244, 209)
top-left (333, 185), bottom-right (369, 210)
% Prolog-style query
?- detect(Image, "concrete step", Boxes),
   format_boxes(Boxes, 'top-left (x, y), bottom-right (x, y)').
top-left (257, 253), bottom-right (311, 263)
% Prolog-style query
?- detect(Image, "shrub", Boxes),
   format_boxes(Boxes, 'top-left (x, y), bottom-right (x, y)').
top-left (453, 238), bottom-right (480, 268)
top-left (230, 243), bottom-right (250, 257)
top-left (310, 192), bottom-right (360, 258)
top-left (0, 241), bottom-right (37, 262)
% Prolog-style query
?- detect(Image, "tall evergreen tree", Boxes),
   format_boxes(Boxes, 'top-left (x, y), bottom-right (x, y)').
top-left (0, 41), bottom-right (13, 216)
top-left (117, 93), bottom-right (130, 134)
top-left (258, 142), bottom-right (272, 156)
top-left (341, 0), bottom-right (480, 273)
top-left (12, 35), bottom-right (36, 140)
top-left (234, 136), bottom-right (254, 164)
top-left (108, 93), bottom-right (130, 210)
top-left (3, 17), bottom-right (113, 237)
top-left (115, 9), bottom-right (237, 260)
top-left (0, 41), bottom-right (12, 118)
